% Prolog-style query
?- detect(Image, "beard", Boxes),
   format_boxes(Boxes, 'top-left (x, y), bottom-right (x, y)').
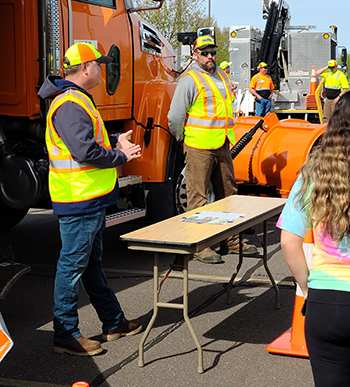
top-left (199, 59), bottom-right (216, 73)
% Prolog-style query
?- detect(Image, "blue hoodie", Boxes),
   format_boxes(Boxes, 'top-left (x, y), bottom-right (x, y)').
top-left (38, 75), bottom-right (127, 215)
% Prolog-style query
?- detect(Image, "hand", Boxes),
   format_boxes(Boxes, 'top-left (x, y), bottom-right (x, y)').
top-left (231, 82), bottom-right (237, 92)
top-left (116, 130), bottom-right (134, 151)
top-left (117, 130), bottom-right (141, 161)
top-left (334, 96), bottom-right (340, 105)
top-left (122, 144), bottom-right (142, 162)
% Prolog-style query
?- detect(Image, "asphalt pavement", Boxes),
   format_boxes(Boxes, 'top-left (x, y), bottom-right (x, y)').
top-left (0, 209), bottom-right (314, 387)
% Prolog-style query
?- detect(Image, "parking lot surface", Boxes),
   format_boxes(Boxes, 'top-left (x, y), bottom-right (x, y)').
top-left (0, 209), bottom-right (314, 387)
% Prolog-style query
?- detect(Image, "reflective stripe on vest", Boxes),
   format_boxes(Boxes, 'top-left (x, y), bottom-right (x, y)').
top-left (256, 74), bottom-right (272, 92)
top-left (183, 68), bottom-right (235, 149)
top-left (46, 89), bottom-right (117, 203)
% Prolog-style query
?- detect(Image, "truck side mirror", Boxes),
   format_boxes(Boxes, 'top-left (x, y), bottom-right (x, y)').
top-left (341, 48), bottom-right (347, 68)
top-left (197, 27), bottom-right (216, 44)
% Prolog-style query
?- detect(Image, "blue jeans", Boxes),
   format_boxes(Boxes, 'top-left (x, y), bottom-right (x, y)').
top-left (255, 97), bottom-right (271, 117)
top-left (53, 209), bottom-right (125, 343)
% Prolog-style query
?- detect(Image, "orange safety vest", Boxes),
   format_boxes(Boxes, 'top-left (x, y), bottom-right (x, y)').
top-left (250, 73), bottom-right (274, 97)
top-left (183, 68), bottom-right (235, 149)
top-left (45, 89), bottom-right (117, 203)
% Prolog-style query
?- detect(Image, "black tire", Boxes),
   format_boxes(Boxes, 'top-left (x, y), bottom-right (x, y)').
top-left (0, 199), bottom-right (29, 231)
top-left (175, 166), bottom-right (187, 214)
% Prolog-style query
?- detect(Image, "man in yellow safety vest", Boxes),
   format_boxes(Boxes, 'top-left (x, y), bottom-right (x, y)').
top-left (168, 36), bottom-right (258, 264)
top-left (219, 60), bottom-right (237, 96)
top-left (316, 59), bottom-right (349, 123)
top-left (38, 42), bottom-right (142, 356)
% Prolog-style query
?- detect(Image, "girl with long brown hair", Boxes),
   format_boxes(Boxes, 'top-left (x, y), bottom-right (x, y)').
top-left (278, 91), bottom-right (350, 387)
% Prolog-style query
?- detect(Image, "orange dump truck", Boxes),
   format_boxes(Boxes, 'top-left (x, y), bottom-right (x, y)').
top-left (0, 0), bottom-right (327, 231)
top-left (0, 0), bottom-right (181, 230)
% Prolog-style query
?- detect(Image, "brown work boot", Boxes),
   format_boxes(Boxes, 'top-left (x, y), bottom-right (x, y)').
top-left (193, 247), bottom-right (223, 264)
top-left (102, 319), bottom-right (142, 341)
top-left (53, 336), bottom-right (103, 356)
top-left (221, 238), bottom-right (259, 255)
top-left (229, 242), bottom-right (259, 254)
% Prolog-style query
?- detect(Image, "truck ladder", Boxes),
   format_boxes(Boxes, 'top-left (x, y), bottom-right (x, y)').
top-left (105, 175), bottom-right (146, 228)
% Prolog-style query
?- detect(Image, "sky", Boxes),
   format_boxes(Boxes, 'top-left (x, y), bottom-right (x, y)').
top-left (209, 0), bottom-right (350, 53)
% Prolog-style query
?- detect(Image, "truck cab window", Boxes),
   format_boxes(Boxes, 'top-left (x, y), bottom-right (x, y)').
top-left (76, 0), bottom-right (115, 8)
top-left (106, 45), bottom-right (120, 95)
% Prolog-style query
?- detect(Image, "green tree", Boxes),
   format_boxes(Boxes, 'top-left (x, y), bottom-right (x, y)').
top-left (134, 1), bottom-right (230, 66)
top-left (134, 0), bottom-right (208, 51)
top-left (213, 25), bottom-right (230, 67)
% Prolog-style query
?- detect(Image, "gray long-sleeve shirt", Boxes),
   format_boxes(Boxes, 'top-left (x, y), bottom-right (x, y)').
top-left (167, 62), bottom-right (228, 140)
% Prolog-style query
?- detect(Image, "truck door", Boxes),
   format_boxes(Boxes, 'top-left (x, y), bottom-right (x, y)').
top-left (65, 0), bottom-right (133, 121)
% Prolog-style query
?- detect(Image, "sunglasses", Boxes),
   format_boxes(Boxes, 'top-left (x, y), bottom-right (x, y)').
top-left (199, 49), bottom-right (217, 57)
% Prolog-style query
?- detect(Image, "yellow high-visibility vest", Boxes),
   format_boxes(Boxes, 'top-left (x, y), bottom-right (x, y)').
top-left (183, 68), bottom-right (235, 149)
top-left (322, 70), bottom-right (349, 99)
top-left (46, 89), bottom-right (117, 203)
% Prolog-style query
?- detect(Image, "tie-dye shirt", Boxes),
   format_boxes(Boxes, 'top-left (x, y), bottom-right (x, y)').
top-left (277, 175), bottom-right (350, 292)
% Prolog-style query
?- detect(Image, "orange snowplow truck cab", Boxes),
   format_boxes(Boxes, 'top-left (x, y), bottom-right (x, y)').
top-left (0, 0), bottom-right (180, 230)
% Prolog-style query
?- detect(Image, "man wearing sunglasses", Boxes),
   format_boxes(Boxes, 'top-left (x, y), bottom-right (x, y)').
top-left (316, 60), bottom-right (349, 123)
top-left (168, 35), bottom-right (258, 264)
top-left (249, 62), bottom-right (274, 117)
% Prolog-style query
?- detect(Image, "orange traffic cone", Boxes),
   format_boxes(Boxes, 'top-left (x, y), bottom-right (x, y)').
top-left (305, 66), bottom-right (318, 110)
top-left (72, 383), bottom-right (89, 387)
top-left (266, 229), bottom-right (314, 357)
top-left (309, 66), bottom-right (317, 94)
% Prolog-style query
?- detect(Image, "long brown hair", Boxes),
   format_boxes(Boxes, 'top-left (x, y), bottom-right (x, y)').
top-left (296, 91), bottom-right (350, 242)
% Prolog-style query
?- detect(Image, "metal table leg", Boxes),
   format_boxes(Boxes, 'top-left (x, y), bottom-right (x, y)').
top-left (226, 233), bottom-right (243, 304)
top-left (262, 220), bottom-right (280, 309)
top-left (139, 253), bottom-right (204, 373)
top-left (226, 222), bottom-right (280, 309)
top-left (182, 254), bottom-right (203, 373)
top-left (139, 252), bottom-right (159, 367)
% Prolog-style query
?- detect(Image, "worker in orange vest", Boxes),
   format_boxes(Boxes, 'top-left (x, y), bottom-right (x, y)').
top-left (249, 62), bottom-right (274, 117)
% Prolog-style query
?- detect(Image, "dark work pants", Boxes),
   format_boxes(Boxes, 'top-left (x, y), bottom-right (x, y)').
top-left (305, 288), bottom-right (350, 387)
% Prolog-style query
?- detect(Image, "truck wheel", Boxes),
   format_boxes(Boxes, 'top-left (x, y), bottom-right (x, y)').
top-left (175, 166), bottom-right (187, 213)
top-left (175, 166), bottom-right (215, 214)
top-left (0, 200), bottom-right (29, 231)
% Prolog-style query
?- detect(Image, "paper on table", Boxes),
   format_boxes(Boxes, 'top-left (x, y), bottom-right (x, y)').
top-left (181, 211), bottom-right (245, 225)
